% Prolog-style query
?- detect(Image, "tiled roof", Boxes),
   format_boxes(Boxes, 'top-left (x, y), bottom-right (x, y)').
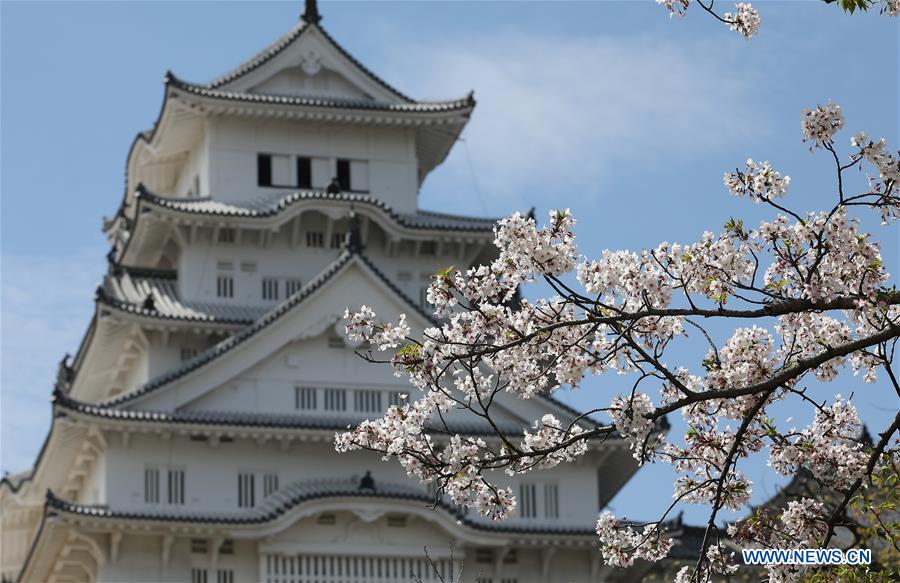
top-left (136, 186), bottom-right (498, 233)
top-left (54, 389), bottom-right (525, 436)
top-left (46, 480), bottom-right (596, 536)
top-left (169, 73), bottom-right (473, 114)
top-left (99, 249), bottom-right (466, 408)
top-left (99, 266), bottom-right (265, 324)
top-left (204, 21), bottom-right (412, 103)
top-left (102, 252), bottom-right (357, 406)
top-left (98, 251), bottom-right (615, 435)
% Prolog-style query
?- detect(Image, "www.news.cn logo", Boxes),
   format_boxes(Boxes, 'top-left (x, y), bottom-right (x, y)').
top-left (742, 548), bottom-right (872, 566)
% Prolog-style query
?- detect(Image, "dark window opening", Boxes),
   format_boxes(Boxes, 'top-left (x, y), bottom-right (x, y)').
top-left (297, 157), bottom-right (312, 189)
top-left (336, 159), bottom-right (351, 190)
top-left (257, 154), bottom-right (272, 187)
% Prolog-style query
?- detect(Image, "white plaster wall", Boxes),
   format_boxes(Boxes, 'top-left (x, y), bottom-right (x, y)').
top-left (120, 348), bottom-right (149, 397)
top-left (252, 67), bottom-right (369, 100)
top-left (206, 117), bottom-right (419, 211)
top-left (97, 530), bottom-right (603, 583)
top-left (173, 128), bottom-right (209, 198)
top-left (174, 220), bottom-right (474, 310)
top-left (98, 535), bottom-right (257, 583)
top-left (77, 453), bottom-right (106, 504)
top-left (101, 431), bottom-right (601, 531)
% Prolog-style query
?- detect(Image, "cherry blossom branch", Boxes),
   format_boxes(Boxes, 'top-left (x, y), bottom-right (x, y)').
top-left (821, 411), bottom-right (900, 546)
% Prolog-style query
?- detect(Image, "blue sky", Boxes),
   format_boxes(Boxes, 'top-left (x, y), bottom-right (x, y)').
top-left (1, 1), bottom-right (898, 525)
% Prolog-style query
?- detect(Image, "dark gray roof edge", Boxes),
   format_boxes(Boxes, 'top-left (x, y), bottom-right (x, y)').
top-left (204, 20), bottom-right (414, 104)
top-left (168, 73), bottom-right (474, 113)
top-left (52, 389), bottom-right (526, 437)
top-left (100, 252), bottom-right (356, 407)
top-left (134, 185), bottom-right (498, 232)
top-left (97, 250), bottom-right (440, 408)
top-left (45, 488), bottom-right (595, 536)
top-left (95, 286), bottom-right (254, 327)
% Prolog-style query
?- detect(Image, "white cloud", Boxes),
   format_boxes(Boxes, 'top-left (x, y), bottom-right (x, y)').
top-left (1, 248), bottom-right (105, 473)
top-left (384, 31), bottom-right (767, 211)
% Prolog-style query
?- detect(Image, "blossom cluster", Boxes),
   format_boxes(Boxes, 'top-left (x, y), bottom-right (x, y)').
top-left (595, 513), bottom-right (673, 568)
top-left (724, 3), bottom-right (760, 39)
top-left (728, 498), bottom-right (827, 582)
top-left (337, 102), bottom-right (898, 581)
top-left (724, 159), bottom-right (790, 200)
top-left (769, 396), bottom-right (867, 490)
top-left (801, 101), bottom-right (844, 147)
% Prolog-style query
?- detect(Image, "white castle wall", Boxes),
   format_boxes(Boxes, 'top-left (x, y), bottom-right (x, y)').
top-left (101, 430), bottom-right (604, 531)
top-left (206, 117), bottom-right (419, 212)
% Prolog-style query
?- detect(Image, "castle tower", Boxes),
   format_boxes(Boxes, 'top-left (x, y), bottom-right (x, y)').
top-left (1, 4), bottom-right (647, 582)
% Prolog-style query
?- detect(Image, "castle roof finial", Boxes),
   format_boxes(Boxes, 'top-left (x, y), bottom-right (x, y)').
top-left (301, 0), bottom-right (322, 24)
top-left (345, 207), bottom-right (365, 254)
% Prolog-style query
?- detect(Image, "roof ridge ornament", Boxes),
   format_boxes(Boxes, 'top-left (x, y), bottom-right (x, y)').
top-left (301, 0), bottom-right (322, 25)
top-left (345, 207), bottom-right (365, 254)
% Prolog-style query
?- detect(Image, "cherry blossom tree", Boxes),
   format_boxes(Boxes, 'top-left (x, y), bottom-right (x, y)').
top-left (337, 101), bottom-right (898, 581)
top-left (656, 0), bottom-right (898, 40)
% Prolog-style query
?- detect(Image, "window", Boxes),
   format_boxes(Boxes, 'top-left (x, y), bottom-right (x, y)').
top-left (475, 549), bottom-right (494, 563)
top-left (519, 483), bottom-right (537, 519)
top-left (336, 159), bottom-right (351, 190)
top-left (328, 335), bottom-right (345, 349)
top-left (317, 513), bottom-right (336, 525)
top-left (295, 386), bottom-right (317, 410)
top-left (333, 159), bottom-right (370, 192)
top-left (238, 472), bottom-right (255, 508)
top-left (386, 515), bottom-right (407, 527)
top-left (240, 261), bottom-right (257, 273)
top-left (216, 260), bottom-right (234, 271)
top-left (330, 231), bottom-right (346, 249)
top-left (219, 540), bottom-right (235, 555)
top-left (258, 153), bottom-right (292, 187)
top-left (297, 157), bottom-right (312, 189)
top-left (167, 469), bottom-right (185, 505)
top-left (350, 160), bottom-right (370, 192)
top-left (354, 390), bottom-right (382, 413)
top-left (544, 483), bottom-right (559, 519)
top-left (285, 278), bottom-right (303, 296)
top-left (263, 473), bottom-right (279, 498)
top-left (257, 154), bottom-right (272, 186)
top-left (389, 391), bottom-right (407, 407)
top-left (216, 275), bottom-right (234, 298)
top-left (421, 241), bottom-right (437, 256)
top-left (306, 231), bottom-right (324, 248)
top-left (262, 277), bottom-right (280, 301)
top-left (504, 549), bottom-right (519, 564)
top-left (190, 539), bottom-right (208, 554)
top-left (397, 271), bottom-right (412, 283)
top-left (324, 388), bottom-right (346, 411)
top-left (144, 467), bottom-right (160, 504)
top-left (192, 175), bottom-right (200, 198)
top-left (191, 569), bottom-right (208, 583)
top-left (180, 347), bottom-right (199, 362)
top-left (272, 155), bottom-right (291, 186)
top-left (216, 570), bottom-right (234, 583)
top-left (239, 473), bottom-right (278, 508)
top-left (218, 228), bottom-right (236, 244)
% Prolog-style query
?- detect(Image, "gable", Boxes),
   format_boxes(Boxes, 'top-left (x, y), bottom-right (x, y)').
top-left (249, 66), bottom-right (370, 100)
top-left (215, 25), bottom-right (407, 104)
top-left (182, 325), bottom-right (531, 434)
top-left (121, 254), bottom-right (589, 434)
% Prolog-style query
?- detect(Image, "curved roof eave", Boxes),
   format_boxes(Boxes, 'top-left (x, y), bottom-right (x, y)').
top-left (167, 72), bottom-right (475, 114)
top-left (133, 185), bottom-right (497, 232)
top-left (45, 487), bottom-right (598, 538)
